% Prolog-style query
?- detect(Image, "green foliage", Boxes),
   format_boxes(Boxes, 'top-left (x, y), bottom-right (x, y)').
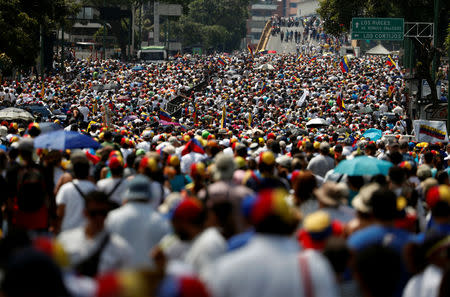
top-left (174, 0), bottom-right (249, 51)
top-left (0, 0), bottom-right (79, 70)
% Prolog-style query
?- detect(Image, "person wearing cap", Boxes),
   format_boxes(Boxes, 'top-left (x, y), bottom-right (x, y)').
top-left (297, 211), bottom-right (344, 251)
top-left (106, 175), bottom-right (170, 269)
top-left (162, 197), bottom-right (226, 275)
top-left (203, 188), bottom-right (339, 297)
top-left (97, 155), bottom-right (129, 206)
top-left (58, 191), bottom-right (131, 276)
top-left (55, 152), bottom-right (97, 233)
top-left (307, 142), bottom-right (334, 178)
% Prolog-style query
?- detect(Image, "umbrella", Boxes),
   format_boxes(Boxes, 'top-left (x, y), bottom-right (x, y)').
top-left (258, 63), bottom-right (275, 71)
top-left (306, 118), bottom-right (327, 128)
top-left (34, 130), bottom-right (100, 150)
top-left (26, 122), bottom-right (63, 135)
top-left (123, 115), bottom-right (138, 122)
top-left (363, 128), bottom-right (383, 141)
top-left (116, 96), bottom-right (131, 102)
top-left (416, 142), bottom-right (429, 148)
top-left (0, 108), bottom-right (34, 121)
top-left (334, 156), bottom-right (393, 176)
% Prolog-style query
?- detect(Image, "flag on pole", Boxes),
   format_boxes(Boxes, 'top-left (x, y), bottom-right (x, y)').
top-left (296, 53), bottom-right (303, 62)
top-left (247, 44), bottom-right (254, 60)
top-left (336, 92), bottom-right (346, 111)
top-left (221, 104), bottom-right (226, 129)
top-left (340, 56), bottom-right (349, 73)
top-left (193, 103), bottom-right (198, 125)
top-left (40, 81), bottom-right (45, 98)
top-left (386, 55), bottom-right (397, 71)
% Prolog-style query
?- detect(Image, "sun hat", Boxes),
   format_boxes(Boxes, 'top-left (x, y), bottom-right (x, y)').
top-left (314, 182), bottom-right (349, 207)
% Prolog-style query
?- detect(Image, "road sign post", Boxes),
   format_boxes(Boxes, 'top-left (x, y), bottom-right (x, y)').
top-left (351, 18), bottom-right (404, 40)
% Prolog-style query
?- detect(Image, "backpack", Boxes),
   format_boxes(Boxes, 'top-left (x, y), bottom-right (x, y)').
top-left (16, 168), bottom-right (47, 212)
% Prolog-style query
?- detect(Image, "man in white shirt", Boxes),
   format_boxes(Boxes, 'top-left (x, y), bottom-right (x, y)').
top-left (58, 190), bottom-right (131, 276)
top-left (56, 153), bottom-right (97, 233)
top-left (106, 175), bottom-right (171, 269)
top-left (307, 142), bottom-right (335, 178)
top-left (97, 156), bottom-right (128, 206)
top-left (203, 188), bottom-right (338, 297)
top-left (166, 197), bottom-right (227, 275)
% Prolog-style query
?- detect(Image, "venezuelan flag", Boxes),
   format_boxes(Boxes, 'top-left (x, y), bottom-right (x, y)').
top-left (40, 81), bottom-right (45, 98)
top-left (336, 92), bottom-right (346, 111)
top-left (159, 108), bottom-right (172, 122)
top-left (340, 56), bottom-right (349, 73)
top-left (221, 104), bottom-right (226, 129)
top-left (260, 82), bottom-right (267, 94)
top-left (248, 44), bottom-right (254, 60)
top-left (218, 56), bottom-right (227, 66)
top-left (309, 56), bottom-right (317, 63)
top-left (386, 55), bottom-right (396, 71)
top-left (182, 138), bottom-right (205, 156)
top-left (296, 54), bottom-right (303, 62)
top-left (193, 103), bottom-right (198, 125)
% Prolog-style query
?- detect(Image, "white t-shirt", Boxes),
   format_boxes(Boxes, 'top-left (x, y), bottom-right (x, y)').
top-left (58, 228), bottom-right (132, 275)
top-left (78, 106), bottom-right (90, 122)
top-left (97, 177), bottom-right (129, 205)
top-left (402, 265), bottom-right (443, 297)
top-left (56, 180), bottom-right (97, 232)
top-left (185, 227), bottom-right (227, 275)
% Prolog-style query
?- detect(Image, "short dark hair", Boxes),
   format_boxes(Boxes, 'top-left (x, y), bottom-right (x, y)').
top-left (370, 188), bottom-right (399, 221)
top-left (354, 245), bottom-right (401, 297)
top-left (73, 161), bottom-right (90, 179)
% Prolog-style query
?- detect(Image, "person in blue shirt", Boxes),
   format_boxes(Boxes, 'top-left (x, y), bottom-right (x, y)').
top-left (348, 187), bottom-right (412, 297)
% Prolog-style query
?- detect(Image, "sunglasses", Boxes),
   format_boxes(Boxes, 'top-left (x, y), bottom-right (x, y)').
top-left (87, 209), bottom-right (110, 217)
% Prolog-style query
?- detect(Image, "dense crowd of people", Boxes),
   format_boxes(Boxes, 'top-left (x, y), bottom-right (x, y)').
top-left (0, 17), bottom-right (448, 297)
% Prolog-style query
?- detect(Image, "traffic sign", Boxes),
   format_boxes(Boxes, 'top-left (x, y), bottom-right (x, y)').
top-left (351, 18), bottom-right (404, 40)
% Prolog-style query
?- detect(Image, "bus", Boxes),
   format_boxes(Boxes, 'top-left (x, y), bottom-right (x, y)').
top-left (137, 46), bottom-right (167, 62)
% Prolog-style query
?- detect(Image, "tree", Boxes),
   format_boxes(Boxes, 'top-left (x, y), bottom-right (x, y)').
top-left (0, 0), bottom-right (79, 72)
top-left (317, 0), bottom-right (449, 104)
top-left (172, 0), bottom-right (249, 51)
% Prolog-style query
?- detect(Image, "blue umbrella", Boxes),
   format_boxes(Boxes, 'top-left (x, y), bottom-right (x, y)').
top-left (132, 66), bottom-right (144, 71)
top-left (334, 156), bottom-right (393, 176)
top-left (363, 128), bottom-right (383, 141)
top-left (34, 130), bottom-right (100, 150)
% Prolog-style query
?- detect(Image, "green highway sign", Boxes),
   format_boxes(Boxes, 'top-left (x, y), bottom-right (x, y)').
top-left (351, 18), bottom-right (404, 40)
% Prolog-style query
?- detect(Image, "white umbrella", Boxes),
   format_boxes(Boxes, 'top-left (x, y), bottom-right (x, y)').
top-left (258, 63), bottom-right (275, 71)
top-left (306, 118), bottom-right (328, 128)
top-left (0, 107), bottom-right (34, 121)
